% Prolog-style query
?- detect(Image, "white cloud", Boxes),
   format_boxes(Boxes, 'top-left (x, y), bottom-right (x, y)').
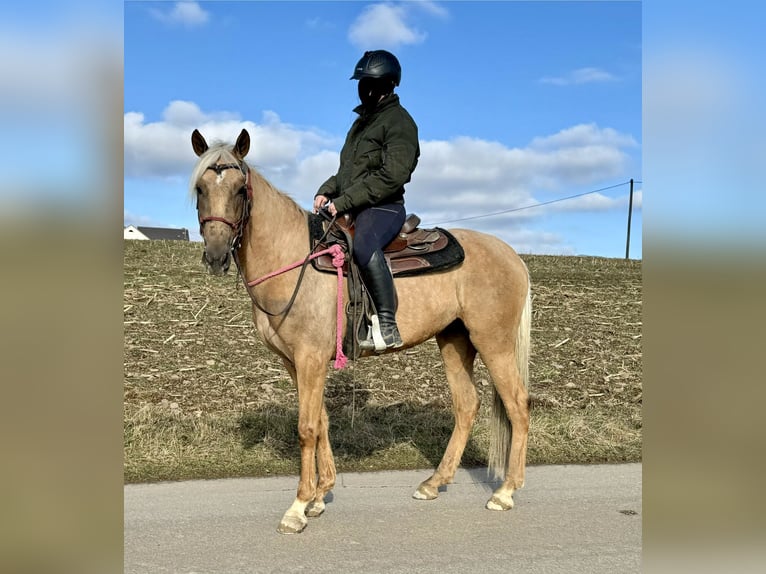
top-left (282, 150), bottom-right (341, 202)
top-left (548, 192), bottom-right (622, 213)
top-left (160, 100), bottom-right (207, 127)
top-left (540, 67), bottom-right (617, 86)
top-left (124, 101), bottom-right (340, 193)
top-left (530, 123), bottom-right (637, 150)
top-left (126, 103), bottom-right (636, 202)
top-left (407, 124), bottom-right (636, 219)
top-left (125, 102), bottom-right (638, 253)
top-left (124, 210), bottom-right (161, 228)
top-left (348, 3), bottom-right (427, 49)
top-left (415, 1), bottom-right (449, 19)
top-left (150, 2), bottom-right (209, 27)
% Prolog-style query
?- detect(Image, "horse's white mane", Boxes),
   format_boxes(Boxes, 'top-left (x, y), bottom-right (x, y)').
top-left (187, 137), bottom-right (306, 219)
top-left (188, 142), bottom-right (242, 200)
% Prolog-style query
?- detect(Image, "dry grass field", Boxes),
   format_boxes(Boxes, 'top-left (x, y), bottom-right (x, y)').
top-left (124, 239), bottom-right (642, 483)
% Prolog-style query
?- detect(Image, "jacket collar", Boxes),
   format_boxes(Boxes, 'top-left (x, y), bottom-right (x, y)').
top-left (353, 93), bottom-right (400, 117)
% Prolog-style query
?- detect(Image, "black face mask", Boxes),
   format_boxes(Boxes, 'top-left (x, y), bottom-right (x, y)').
top-left (358, 77), bottom-right (393, 111)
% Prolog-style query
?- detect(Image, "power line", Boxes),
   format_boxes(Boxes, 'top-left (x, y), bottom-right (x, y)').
top-left (423, 179), bottom-right (641, 226)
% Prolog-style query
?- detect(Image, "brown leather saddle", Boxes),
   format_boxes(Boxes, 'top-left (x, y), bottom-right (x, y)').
top-left (310, 213), bottom-right (464, 277)
top-left (308, 212), bottom-right (464, 360)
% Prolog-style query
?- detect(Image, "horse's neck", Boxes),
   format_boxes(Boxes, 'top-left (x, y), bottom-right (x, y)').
top-left (238, 174), bottom-right (309, 279)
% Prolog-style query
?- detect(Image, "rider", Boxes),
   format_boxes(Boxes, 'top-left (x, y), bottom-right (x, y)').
top-left (313, 50), bottom-right (420, 351)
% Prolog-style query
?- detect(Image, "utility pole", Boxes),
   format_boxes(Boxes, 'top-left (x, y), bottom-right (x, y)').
top-left (625, 178), bottom-right (634, 260)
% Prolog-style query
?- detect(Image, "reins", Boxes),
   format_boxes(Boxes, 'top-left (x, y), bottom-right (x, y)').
top-left (196, 161), bottom-right (349, 369)
top-left (232, 207), bottom-right (337, 318)
top-left (231, 201), bottom-right (349, 369)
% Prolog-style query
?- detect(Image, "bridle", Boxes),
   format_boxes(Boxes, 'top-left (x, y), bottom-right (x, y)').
top-left (197, 161), bottom-right (253, 251)
top-left (195, 160), bottom-right (341, 321)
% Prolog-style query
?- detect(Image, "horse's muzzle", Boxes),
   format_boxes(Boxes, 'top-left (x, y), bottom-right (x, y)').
top-left (202, 248), bottom-right (231, 276)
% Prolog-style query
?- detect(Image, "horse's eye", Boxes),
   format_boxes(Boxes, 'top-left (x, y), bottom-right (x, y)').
top-left (196, 186), bottom-right (202, 195)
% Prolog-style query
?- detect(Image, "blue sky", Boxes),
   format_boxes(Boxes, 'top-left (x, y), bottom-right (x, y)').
top-left (124, 1), bottom-right (642, 258)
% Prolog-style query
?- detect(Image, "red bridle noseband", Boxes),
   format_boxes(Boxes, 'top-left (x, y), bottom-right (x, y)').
top-left (197, 162), bottom-right (253, 246)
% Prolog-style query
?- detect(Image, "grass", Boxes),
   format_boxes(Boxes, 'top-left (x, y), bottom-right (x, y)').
top-left (124, 240), bottom-right (642, 483)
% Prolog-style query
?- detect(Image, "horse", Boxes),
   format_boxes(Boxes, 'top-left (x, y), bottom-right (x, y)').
top-left (190, 128), bottom-right (531, 534)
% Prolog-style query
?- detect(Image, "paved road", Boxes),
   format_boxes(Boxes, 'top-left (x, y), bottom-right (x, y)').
top-left (125, 463), bottom-right (641, 574)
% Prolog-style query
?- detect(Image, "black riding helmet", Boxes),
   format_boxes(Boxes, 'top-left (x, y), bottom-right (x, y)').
top-left (350, 50), bottom-right (401, 86)
top-left (352, 50), bottom-right (401, 110)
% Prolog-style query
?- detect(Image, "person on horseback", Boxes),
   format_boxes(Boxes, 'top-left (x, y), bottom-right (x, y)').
top-left (313, 50), bottom-right (420, 351)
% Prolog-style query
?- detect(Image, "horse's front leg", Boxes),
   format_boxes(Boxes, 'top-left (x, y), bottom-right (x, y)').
top-left (279, 358), bottom-right (336, 521)
top-left (305, 403), bottom-right (335, 518)
top-left (277, 354), bottom-right (330, 534)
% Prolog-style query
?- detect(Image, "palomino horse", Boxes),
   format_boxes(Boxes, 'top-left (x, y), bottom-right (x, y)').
top-left (190, 129), bottom-right (531, 534)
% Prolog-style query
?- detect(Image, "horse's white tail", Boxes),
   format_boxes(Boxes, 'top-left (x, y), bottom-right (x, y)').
top-left (488, 276), bottom-right (531, 481)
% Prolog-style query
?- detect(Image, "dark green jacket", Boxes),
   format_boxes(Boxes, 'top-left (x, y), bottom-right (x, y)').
top-left (316, 94), bottom-right (419, 214)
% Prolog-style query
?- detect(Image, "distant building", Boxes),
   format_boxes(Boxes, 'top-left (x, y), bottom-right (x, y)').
top-left (124, 225), bottom-right (190, 241)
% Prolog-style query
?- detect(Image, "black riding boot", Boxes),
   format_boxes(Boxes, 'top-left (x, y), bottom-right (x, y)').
top-left (358, 250), bottom-right (403, 350)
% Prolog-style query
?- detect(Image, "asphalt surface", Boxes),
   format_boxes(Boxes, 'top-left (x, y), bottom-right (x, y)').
top-left (124, 463), bottom-right (641, 574)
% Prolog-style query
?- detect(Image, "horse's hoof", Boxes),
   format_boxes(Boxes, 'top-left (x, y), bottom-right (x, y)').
top-left (306, 500), bottom-right (325, 518)
top-left (486, 495), bottom-right (514, 511)
top-left (277, 513), bottom-right (307, 534)
top-left (413, 483), bottom-right (438, 500)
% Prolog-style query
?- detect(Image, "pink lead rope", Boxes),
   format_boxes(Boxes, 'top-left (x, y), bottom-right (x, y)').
top-left (246, 244), bottom-right (348, 369)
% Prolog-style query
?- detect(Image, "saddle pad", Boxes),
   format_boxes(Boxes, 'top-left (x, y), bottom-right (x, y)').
top-left (308, 213), bottom-right (465, 278)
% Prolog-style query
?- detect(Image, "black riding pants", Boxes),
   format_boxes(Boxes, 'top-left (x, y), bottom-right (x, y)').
top-left (352, 203), bottom-right (406, 267)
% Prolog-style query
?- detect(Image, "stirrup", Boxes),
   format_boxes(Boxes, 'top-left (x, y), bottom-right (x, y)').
top-left (359, 315), bottom-right (402, 352)
top-left (359, 315), bottom-right (387, 352)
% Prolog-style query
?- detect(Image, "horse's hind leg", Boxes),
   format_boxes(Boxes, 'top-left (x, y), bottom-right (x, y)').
top-left (480, 348), bottom-right (529, 511)
top-left (413, 321), bottom-right (479, 501)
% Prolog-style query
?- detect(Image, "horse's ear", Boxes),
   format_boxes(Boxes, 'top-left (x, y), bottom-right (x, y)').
top-left (233, 129), bottom-right (250, 159)
top-left (191, 129), bottom-right (208, 157)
